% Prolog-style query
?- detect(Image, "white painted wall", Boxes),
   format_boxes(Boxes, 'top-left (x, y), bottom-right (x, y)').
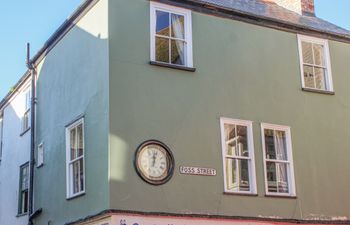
top-left (0, 78), bottom-right (31, 225)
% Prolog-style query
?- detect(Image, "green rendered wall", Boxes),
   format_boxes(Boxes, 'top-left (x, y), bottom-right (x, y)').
top-left (34, 1), bottom-right (109, 224)
top-left (108, 0), bottom-right (350, 221)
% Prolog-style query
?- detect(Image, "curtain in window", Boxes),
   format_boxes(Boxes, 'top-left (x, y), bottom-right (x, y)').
top-left (275, 131), bottom-right (288, 192)
top-left (171, 14), bottom-right (185, 65)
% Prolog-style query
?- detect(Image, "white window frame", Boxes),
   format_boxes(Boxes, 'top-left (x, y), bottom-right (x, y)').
top-left (65, 118), bottom-right (85, 199)
top-left (22, 88), bottom-right (31, 133)
top-left (297, 34), bottom-right (333, 92)
top-left (18, 162), bottom-right (29, 215)
top-left (220, 118), bottom-right (257, 195)
top-left (150, 1), bottom-right (193, 67)
top-left (261, 123), bottom-right (296, 197)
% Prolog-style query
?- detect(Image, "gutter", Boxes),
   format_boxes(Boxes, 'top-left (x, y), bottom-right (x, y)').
top-left (156, 0), bottom-right (350, 43)
top-left (2, 0), bottom-right (350, 110)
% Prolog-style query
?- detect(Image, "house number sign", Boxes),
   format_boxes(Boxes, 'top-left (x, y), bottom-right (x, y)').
top-left (179, 166), bottom-right (216, 176)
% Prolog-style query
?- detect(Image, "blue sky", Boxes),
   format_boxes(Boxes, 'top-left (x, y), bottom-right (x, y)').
top-left (0, 0), bottom-right (349, 99)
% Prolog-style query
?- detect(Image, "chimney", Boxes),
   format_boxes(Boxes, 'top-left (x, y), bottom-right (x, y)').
top-left (271, 0), bottom-right (315, 16)
top-left (301, 0), bottom-right (315, 16)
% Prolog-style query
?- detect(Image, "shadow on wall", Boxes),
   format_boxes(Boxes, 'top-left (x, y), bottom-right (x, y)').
top-left (33, 23), bottom-right (110, 225)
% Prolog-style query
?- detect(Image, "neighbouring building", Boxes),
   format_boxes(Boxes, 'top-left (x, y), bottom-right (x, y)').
top-left (1, 0), bottom-right (350, 225)
top-left (0, 75), bottom-right (32, 225)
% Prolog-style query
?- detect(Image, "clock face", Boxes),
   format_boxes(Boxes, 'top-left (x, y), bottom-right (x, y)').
top-left (135, 140), bottom-right (174, 185)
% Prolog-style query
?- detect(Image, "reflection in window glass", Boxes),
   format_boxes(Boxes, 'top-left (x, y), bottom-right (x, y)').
top-left (152, 5), bottom-right (190, 66)
top-left (156, 37), bottom-right (170, 63)
top-left (18, 163), bottom-right (29, 214)
top-left (221, 119), bottom-right (256, 194)
top-left (156, 11), bottom-right (170, 36)
top-left (313, 44), bottom-right (324, 66)
top-left (315, 67), bottom-right (326, 90)
top-left (299, 37), bottom-right (330, 91)
top-left (303, 65), bottom-right (315, 89)
top-left (66, 119), bottom-right (85, 197)
top-left (226, 158), bottom-right (250, 192)
top-left (262, 124), bottom-right (295, 196)
top-left (171, 40), bottom-right (185, 65)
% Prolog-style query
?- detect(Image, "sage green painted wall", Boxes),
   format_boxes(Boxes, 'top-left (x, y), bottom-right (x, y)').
top-left (34, 1), bottom-right (109, 224)
top-left (109, 0), bottom-right (350, 220)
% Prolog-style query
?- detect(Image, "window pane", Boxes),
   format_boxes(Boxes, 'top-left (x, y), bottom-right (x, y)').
top-left (226, 158), bottom-right (250, 192)
top-left (77, 124), bottom-right (84, 157)
top-left (224, 124), bottom-right (236, 156)
top-left (22, 190), bottom-right (28, 213)
top-left (275, 130), bottom-right (288, 161)
top-left (266, 162), bottom-right (289, 193)
top-left (72, 158), bottom-right (84, 194)
top-left (276, 163), bottom-right (289, 193)
top-left (302, 41), bottom-right (313, 64)
top-left (315, 67), bottom-right (326, 90)
top-left (313, 44), bottom-right (325, 66)
top-left (70, 128), bottom-right (77, 160)
top-left (303, 65), bottom-right (315, 88)
top-left (171, 40), bottom-right (185, 65)
top-left (73, 160), bottom-right (80, 194)
top-left (171, 14), bottom-right (185, 39)
top-left (236, 125), bottom-right (249, 157)
top-left (225, 124), bottom-right (249, 157)
top-left (21, 165), bottom-right (29, 190)
top-left (266, 162), bottom-right (277, 192)
top-left (25, 91), bottom-right (31, 111)
top-left (156, 37), bottom-right (169, 63)
top-left (23, 111), bottom-right (30, 131)
top-left (79, 158), bottom-right (84, 192)
top-left (156, 10), bottom-right (170, 36)
top-left (264, 129), bottom-right (276, 160)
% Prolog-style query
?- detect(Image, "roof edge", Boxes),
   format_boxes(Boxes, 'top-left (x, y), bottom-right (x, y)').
top-left (0, 0), bottom-right (99, 110)
top-left (2, 0), bottom-right (350, 110)
top-left (157, 0), bottom-right (350, 42)
top-left (0, 72), bottom-right (31, 111)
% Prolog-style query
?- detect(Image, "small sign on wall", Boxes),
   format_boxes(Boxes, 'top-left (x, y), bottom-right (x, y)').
top-left (179, 166), bottom-right (216, 176)
top-left (113, 213), bottom-right (282, 225)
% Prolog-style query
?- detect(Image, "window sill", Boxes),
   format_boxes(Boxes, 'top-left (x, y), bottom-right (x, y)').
top-left (150, 61), bottom-right (196, 72)
top-left (302, 87), bottom-right (335, 95)
top-left (20, 128), bottom-right (31, 137)
top-left (265, 194), bottom-right (297, 199)
top-left (224, 191), bottom-right (258, 197)
top-left (16, 212), bottom-right (28, 217)
top-left (66, 191), bottom-right (85, 201)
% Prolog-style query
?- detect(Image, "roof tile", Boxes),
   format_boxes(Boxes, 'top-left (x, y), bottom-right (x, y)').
top-left (190, 0), bottom-right (350, 37)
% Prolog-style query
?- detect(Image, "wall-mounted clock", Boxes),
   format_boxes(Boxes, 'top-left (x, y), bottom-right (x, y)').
top-left (134, 140), bottom-right (174, 185)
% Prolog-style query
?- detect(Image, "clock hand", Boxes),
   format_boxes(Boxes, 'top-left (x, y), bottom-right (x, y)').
top-left (152, 153), bottom-right (156, 167)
